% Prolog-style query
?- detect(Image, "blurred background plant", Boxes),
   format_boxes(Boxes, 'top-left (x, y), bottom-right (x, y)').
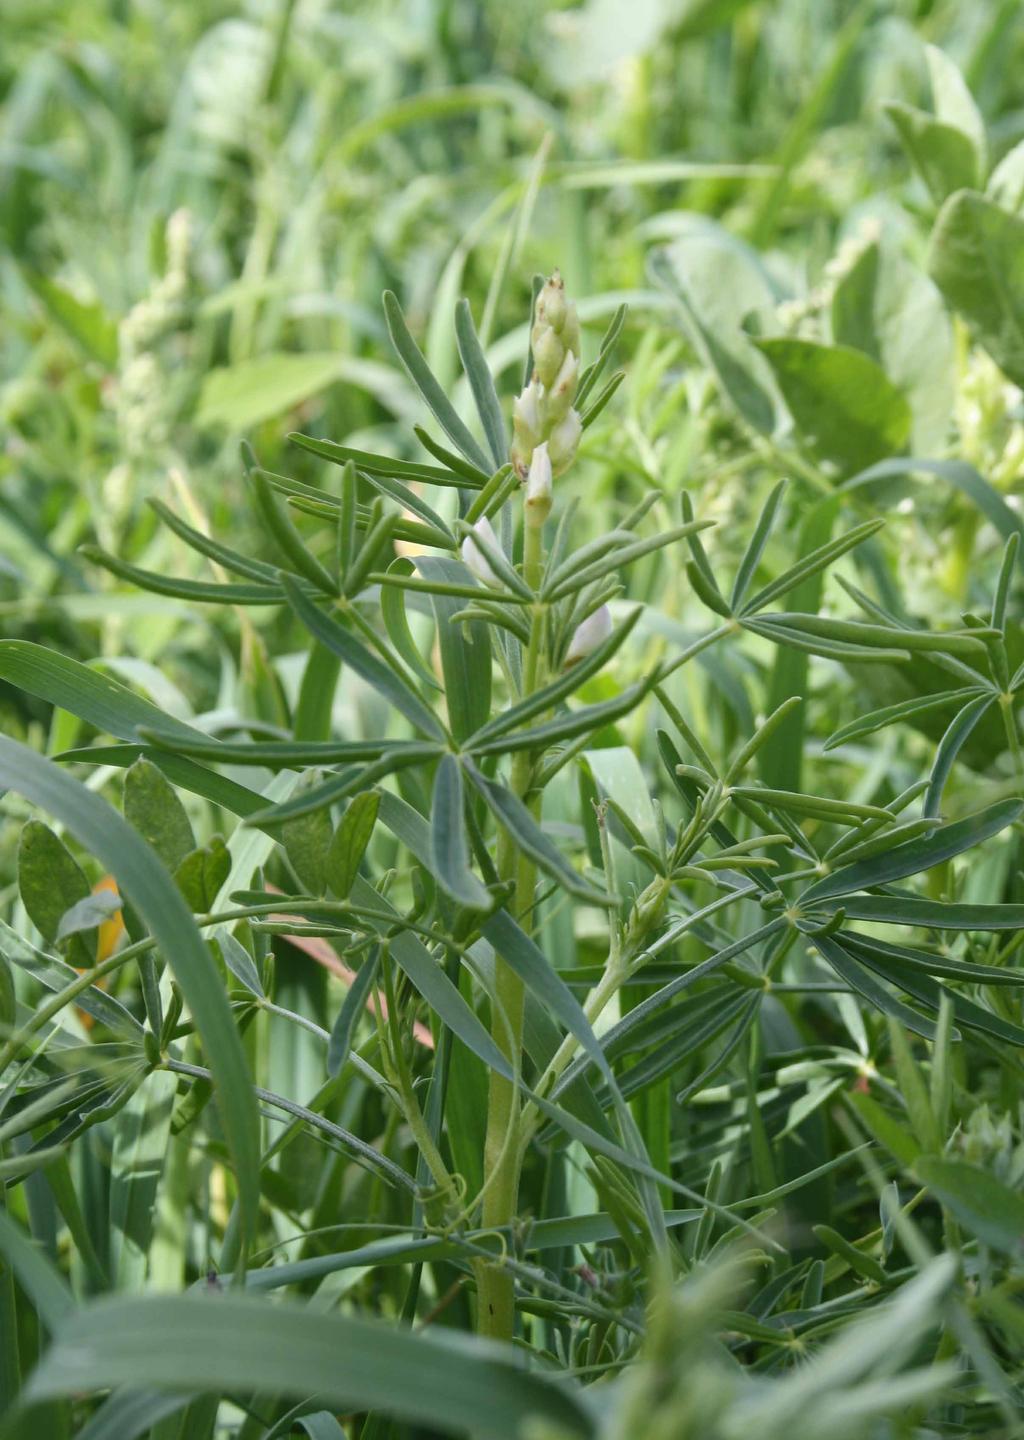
top-left (4, 1), bottom-right (1024, 1437)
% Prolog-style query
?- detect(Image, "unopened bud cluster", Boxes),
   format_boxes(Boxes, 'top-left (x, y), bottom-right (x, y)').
top-left (511, 272), bottom-right (582, 480)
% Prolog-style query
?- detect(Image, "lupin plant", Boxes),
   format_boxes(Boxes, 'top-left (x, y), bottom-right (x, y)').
top-left (4, 256), bottom-right (1024, 1438)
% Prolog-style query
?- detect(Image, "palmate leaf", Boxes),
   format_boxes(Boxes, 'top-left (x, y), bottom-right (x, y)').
top-left (22, 1292), bottom-right (594, 1440)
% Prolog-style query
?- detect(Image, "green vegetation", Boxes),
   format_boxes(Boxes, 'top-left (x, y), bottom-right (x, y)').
top-left (3, 2), bottom-right (1024, 1436)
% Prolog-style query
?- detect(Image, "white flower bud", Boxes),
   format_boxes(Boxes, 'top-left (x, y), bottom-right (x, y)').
top-left (536, 271), bottom-right (568, 334)
top-left (513, 378), bottom-right (542, 439)
top-left (547, 407), bottom-right (582, 475)
top-left (566, 605), bottom-right (612, 665)
top-left (542, 350), bottom-right (580, 425)
top-left (460, 516), bottom-right (502, 587)
top-left (511, 378), bottom-right (544, 475)
top-left (532, 326), bottom-right (564, 388)
top-left (524, 442), bottom-right (552, 527)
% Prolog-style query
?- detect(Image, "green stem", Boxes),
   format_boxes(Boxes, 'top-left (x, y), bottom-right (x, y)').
top-left (476, 520), bottom-right (545, 1341)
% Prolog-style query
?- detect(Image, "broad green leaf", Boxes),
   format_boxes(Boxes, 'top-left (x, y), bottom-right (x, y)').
top-left (884, 103), bottom-right (981, 203)
top-left (0, 738), bottom-right (260, 1249)
top-left (928, 189), bottom-right (1024, 387)
top-left (915, 1157), bottom-right (1024, 1255)
top-left (649, 231), bottom-right (778, 432)
top-left (22, 270), bottom-right (118, 367)
top-left (17, 821), bottom-right (92, 961)
top-left (0, 642), bottom-right (209, 748)
top-left (829, 241), bottom-right (954, 453)
top-left (173, 837), bottom-right (230, 913)
top-left (54, 889), bottom-right (120, 942)
top-left (123, 758), bottom-right (196, 873)
top-left (325, 792), bottom-right (380, 899)
top-left (754, 338), bottom-right (912, 474)
top-left (925, 43), bottom-right (987, 177)
top-left (282, 800), bottom-right (333, 897)
top-left (0, 1209), bottom-right (76, 1334)
top-left (24, 1292), bottom-right (594, 1440)
top-left (988, 137), bottom-right (1024, 212)
top-left (197, 353), bottom-right (409, 432)
top-left (109, 1071), bottom-right (178, 1288)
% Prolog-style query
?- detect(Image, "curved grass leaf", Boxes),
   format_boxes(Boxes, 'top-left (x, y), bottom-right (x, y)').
top-left (22, 1291), bottom-right (594, 1440)
top-left (0, 642), bottom-right (207, 747)
top-left (0, 738), bottom-right (260, 1249)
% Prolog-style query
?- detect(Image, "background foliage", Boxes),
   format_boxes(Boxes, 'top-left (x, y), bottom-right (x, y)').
top-left (3, 1), bottom-right (1024, 1437)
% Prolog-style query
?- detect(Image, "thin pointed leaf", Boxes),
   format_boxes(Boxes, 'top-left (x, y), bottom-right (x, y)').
top-left (431, 757), bottom-right (491, 908)
top-left (383, 290), bottom-right (492, 472)
top-left (924, 694), bottom-right (995, 817)
top-left (802, 799), bottom-right (1023, 903)
top-left (281, 575), bottom-right (446, 741)
top-left (455, 298), bottom-right (508, 469)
